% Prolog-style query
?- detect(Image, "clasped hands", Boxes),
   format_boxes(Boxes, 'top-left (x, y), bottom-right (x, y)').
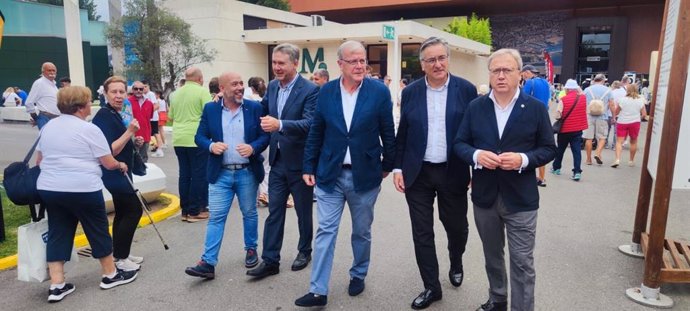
top-left (210, 142), bottom-right (253, 157)
top-left (477, 150), bottom-right (523, 170)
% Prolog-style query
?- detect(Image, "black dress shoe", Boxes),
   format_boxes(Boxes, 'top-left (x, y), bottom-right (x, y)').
top-left (348, 277), bottom-right (365, 296)
top-left (411, 289), bottom-right (442, 310)
top-left (476, 299), bottom-right (507, 311)
top-left (295, 293), bottom-right (327, 307)
top-left (449, 268), bottom-right (464, 287)
top-left (246, 262), bottom-right (279, 278)
top-left (291, 253), bottom-right (311, 271)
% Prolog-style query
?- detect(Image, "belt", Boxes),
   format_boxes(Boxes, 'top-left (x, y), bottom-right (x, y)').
top-left (342, 164), bottom-right (352, 170)
top-left (222, 163), bottom-right (250, 170)
top-left (39, 111), bottom-right (60, 119)
top-left (422, 161), bottom-right (447, 166)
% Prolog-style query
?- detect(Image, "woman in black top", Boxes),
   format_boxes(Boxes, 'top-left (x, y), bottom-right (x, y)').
top-left (92, 76), bottom-right (145, 272)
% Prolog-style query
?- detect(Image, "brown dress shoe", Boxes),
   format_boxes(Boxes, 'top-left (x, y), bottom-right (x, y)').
top-left (187, 213), bottom-right (209, 223)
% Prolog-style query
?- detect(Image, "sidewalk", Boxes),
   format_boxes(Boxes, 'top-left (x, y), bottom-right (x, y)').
top-left (0, 193), bottom-right (180, 271)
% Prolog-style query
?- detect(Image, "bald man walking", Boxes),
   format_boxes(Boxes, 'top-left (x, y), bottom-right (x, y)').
top-left (25, 62), bottom-right (59, 129)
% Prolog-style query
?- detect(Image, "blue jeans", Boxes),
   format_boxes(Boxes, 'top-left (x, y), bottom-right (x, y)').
top-left (552, 131), bottom-right (583, 174)
top-left (174, 147), bottom-right (208, 216)
top-left (201, 168), bottom-right (258, 266)
top-left (36, 113), bottom-right (51, 130)
top-left (309, 169), bottom-right (381, 295)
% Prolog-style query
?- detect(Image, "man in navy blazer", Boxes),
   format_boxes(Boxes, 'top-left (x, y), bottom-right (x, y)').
top-left (184, 72), bottom-right (269, 279)
top-left (393, 37), bottom-right (477, 310)
top-left (247, 43), bottom-right (319, 279)
top-left (295, 40), bottom-right (396, 307)
top-left (454, 49), bottom-right (556, 311)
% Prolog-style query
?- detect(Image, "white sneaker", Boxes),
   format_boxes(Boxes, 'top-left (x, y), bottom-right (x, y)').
top-left (161, 143), bottom-right (168, 149)
top-left (128, 255), bottom-right (144, 264)
top-left (151, 149), bottom-right (164, 158)
top-left (115, 258), bottom-right (141, 271)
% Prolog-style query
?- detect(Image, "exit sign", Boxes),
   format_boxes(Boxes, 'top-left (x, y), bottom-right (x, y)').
top-left (382, 24), bottom-right (395, 41)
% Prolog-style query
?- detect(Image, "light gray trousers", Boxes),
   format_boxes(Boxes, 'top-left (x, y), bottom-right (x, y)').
top-left (474, 195), bottom-right (538, 311)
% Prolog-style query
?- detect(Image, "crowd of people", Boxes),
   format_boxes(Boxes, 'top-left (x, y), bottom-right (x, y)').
top-left (13, 34), bottom-right (651, 310)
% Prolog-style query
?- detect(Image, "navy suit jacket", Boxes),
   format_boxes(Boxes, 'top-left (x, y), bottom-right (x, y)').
top-left (261, 75), bottom-right (319, 171)
top-left (195, 98), bottom-right (270, 184)
top-left (303, 78), bottom-right (396, 193)
top-left (394, 74), bottom-right (477, 189)
top-left (453, 90), bottom-right (556, 212)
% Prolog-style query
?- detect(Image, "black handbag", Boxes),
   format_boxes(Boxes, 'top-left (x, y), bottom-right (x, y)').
top-left (3, 137), bottom-right (42, 206)
top-left (553, 94), bottom-right (580, 134)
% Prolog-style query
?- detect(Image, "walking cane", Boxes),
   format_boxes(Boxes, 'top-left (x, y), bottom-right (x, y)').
top-left (123, 172), bottom-right (170, 250)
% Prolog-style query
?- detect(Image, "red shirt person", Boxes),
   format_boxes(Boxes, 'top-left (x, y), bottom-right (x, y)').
top-left (128, 81), bottom-right (154, 162)
top-left (551, 79), bottom-right (588, 180)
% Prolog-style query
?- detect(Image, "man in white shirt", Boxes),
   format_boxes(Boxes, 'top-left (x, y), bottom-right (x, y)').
top-left (25, 62), bottom-right (59, 129)
top-left (393, 37), bottom-right (477, 310)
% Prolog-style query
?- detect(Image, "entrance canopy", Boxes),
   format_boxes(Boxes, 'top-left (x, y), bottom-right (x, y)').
top-left (243, 20), bottom-right (490, 56)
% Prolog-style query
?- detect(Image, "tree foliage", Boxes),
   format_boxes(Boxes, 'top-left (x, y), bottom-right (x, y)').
top-left (105, 0), bottom-right (216, 93)
top-left (33, 0), bottom-right (101, 21)
top-left (444, 13), bottom-right (492, 47)
top-left (239, 0), bottom-right (290, 11)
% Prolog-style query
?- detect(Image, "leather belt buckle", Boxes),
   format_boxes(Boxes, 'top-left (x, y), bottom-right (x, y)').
top-left (223, 163), bottom-right (249, 170)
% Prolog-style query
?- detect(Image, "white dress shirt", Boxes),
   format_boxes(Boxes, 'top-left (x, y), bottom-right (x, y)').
top-left (340, 79), bottom-right (363, 165)
top-left (472, 88), bottom-right (529, 171)
top-left (25, 76), bottom-right (59, 115)
top-left (423, 75), bottom-right (449, 163)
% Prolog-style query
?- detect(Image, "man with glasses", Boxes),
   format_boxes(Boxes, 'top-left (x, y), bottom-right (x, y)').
top-left (295, 40), bottom-right (396, 307)
top-left (128, 81), bottom-right (154, 162)
top-left (393, 37), bottom-right (477, 310)
top-left (247, 43), bottom-right (319, 279)
top-left (454, 49), bottom-right (555, 311)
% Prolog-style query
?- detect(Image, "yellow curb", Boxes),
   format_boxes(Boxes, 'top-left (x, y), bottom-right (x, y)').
top-left (0, 193), bottom-right (180, 271)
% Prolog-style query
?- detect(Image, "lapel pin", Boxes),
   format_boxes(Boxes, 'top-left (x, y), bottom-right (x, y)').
top-left (520, 104), bottom-right (525, 108)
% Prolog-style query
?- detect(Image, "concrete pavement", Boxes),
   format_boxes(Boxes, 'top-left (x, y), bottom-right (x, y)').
top-left (1, 121), bottom-right (689, 310)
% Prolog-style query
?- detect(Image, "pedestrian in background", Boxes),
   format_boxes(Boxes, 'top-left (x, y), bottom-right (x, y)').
top-left (551, 79), bottom-right (588, 181)
top-left (611, 84), bottom-right (647, 168)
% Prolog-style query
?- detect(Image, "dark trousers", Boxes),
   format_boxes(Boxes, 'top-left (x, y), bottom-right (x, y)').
top-left (112, 192), bottom-right (143, 259)
top-left (175, 146), bottom-right (208, 216)
top-left (261, 150), bottom-right (314, 265)
top-left (404, 162), bottom-right (469, 293)
top-left (39, 190), bottom-right (112, 261)
top-left (552, 131), bottom-right (583, 174)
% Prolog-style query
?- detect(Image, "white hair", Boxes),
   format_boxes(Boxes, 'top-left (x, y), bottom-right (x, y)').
top-left (487, 48), bottom-right (523, 71)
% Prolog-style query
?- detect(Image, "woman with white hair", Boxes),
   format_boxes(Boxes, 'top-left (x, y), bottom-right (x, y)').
top-left (551, 79), bottom-right (588, 181)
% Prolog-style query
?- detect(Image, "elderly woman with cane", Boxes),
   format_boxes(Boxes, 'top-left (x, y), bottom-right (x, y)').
top-left (37, 86), bottom-right (138, 303)
top-left (92, 76), bottom-right (146, 272)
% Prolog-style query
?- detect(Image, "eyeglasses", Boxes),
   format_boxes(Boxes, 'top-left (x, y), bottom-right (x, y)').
top-left (489, 68), bottom-right (516, 76)
top-left (422, 55), bottom-right (448, 65)
top-left (340, 58), bottom-right (367, 66)
top-left (132, 87), bottom-right (144, 91)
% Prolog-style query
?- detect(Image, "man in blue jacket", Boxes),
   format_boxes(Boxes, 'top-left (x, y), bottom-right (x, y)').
top-left (184, 71), bottom-right (269, 279)
top-left (455, 49), bottom-right (556, 311)
top-left (521, 65), bottom-right (551, 187)
top-left (295, 40), bottom-right (396, 307)
top-left (394, 37), bottom-right (477, 310)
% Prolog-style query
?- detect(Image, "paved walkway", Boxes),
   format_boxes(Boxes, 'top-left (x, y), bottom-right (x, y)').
top-left (1, 121), bottom-right (689, 310)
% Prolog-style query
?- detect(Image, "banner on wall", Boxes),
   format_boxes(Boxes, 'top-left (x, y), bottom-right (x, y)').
top-left (543, 51), bottom-right (554, 84)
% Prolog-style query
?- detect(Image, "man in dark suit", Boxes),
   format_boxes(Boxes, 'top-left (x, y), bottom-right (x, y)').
top-left (294, 40), bottom-right (396, 307)
top-left (247, 43), bottom-right (319, 278)
top-left (184, 71), bottom-right (269, 279)
top-left (454, 49), bottom-right (556, 311)
top-left (393, 37), bottom-right (477, 310)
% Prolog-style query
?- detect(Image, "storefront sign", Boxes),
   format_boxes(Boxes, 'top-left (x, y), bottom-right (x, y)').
top-left (383, 24), bottom-right (395, 41)
top-left (300, 47), bottom-right (327, 74)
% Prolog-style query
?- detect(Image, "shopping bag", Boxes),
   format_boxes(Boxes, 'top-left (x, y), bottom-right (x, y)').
top-left (17, 218), bottom-right (79, 283)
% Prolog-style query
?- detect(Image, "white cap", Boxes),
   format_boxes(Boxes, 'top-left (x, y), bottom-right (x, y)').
top-left (564, 79), bottom-right (579, 90)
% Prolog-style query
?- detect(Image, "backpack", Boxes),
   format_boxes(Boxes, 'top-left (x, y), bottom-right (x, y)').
top-left (587, 88), bottom-right (609, 116)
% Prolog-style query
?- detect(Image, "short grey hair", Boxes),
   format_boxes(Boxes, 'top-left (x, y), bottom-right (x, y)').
top-left (273, 43), bottom-right (300, 64)
top-left (337, 40), bottom-right (365, 60)
top-left (313, 69), bottom-right (329, 80)
top-left (419, 37), bottom-right (450, 61)
top-left (487, 48), bottom-right (523, 71)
